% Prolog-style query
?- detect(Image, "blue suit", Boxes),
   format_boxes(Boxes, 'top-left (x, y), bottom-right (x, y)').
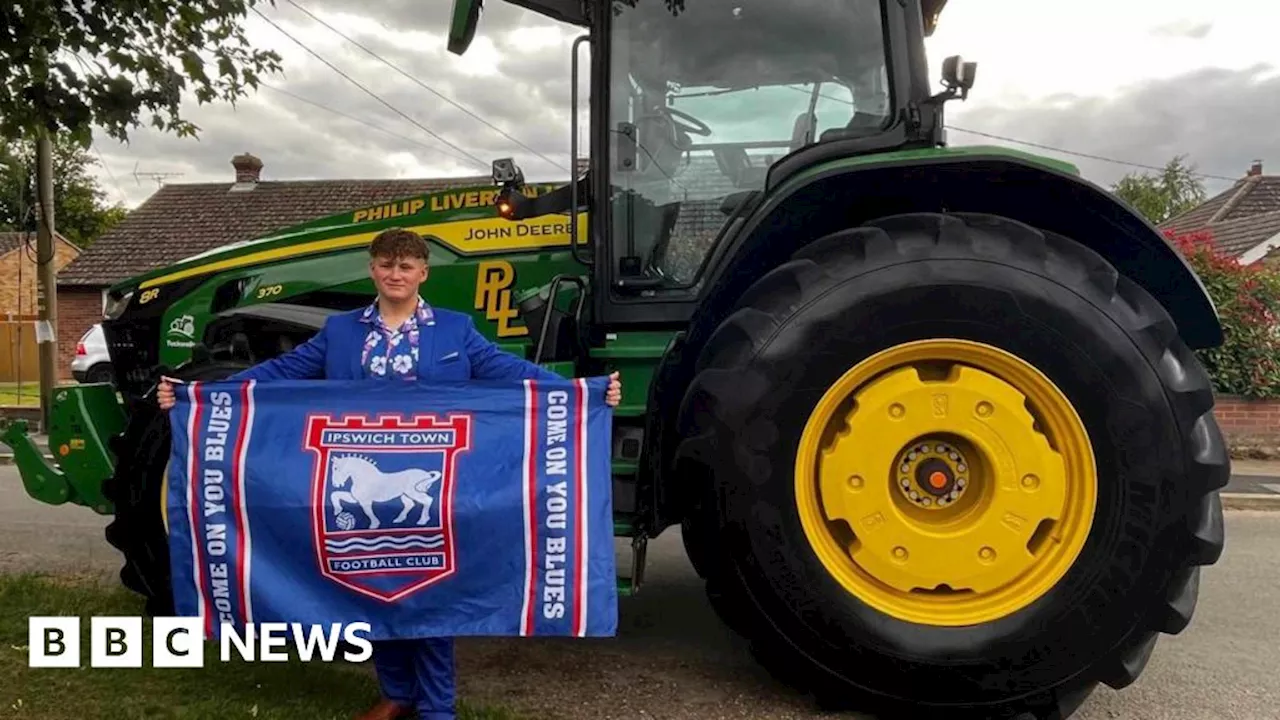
top-left (227, 301), bottom-right (562, 719)
top-left (226, 304), bottom-right (563, 387)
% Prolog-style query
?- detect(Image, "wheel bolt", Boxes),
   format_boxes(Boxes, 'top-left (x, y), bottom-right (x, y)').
top-left (849, 475), bottom-right (864, 490)
top-left (1022, 474), bottom-right (1040, 490)
top-left (893, 546), bottom-right (908, 561)
top-left (976, 402), bottom-right (993, 417)
top-left (889, 403), bottom-right (905, 418)
top-left (979, 546), bottom-right (996, 562)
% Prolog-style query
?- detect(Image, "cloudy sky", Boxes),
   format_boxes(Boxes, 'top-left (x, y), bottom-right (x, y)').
top-left (88, 0), bottom-right (1278, 209)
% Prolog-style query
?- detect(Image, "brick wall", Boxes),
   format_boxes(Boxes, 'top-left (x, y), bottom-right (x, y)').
top-left (1213, 395), bottom-right (1280, 442)
top-left (0, 237), bottom-right (84, 381)
top-left (55, 287), bottom-right (105, 380)
top-left (0, 238), bottom-right (81, 315)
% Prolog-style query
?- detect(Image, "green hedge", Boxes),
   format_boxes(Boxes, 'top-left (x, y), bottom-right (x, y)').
top-left (1169, 229), bottom-right (1280, 399)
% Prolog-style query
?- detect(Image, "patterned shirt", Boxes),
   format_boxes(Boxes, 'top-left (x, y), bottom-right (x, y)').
top-left (358, 296), bottom-right (436, 380)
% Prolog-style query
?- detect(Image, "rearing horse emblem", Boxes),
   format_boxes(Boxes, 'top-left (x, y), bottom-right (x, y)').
top-left (305, 413), bottom-right (473, 603)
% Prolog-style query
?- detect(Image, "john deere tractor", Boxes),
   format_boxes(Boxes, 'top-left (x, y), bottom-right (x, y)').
top-left (4, 0), bottom-right (1228, 717)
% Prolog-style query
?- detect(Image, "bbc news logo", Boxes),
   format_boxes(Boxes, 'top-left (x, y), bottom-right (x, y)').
top-left (28, 617), bottom-right (372, 668)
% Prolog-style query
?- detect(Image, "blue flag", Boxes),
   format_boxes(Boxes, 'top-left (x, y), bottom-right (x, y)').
top-left (165, 376), bottom-right (617, 641)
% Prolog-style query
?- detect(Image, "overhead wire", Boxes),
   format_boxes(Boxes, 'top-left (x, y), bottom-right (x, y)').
top-left (283, 0), bottom-right (571, 175)
top-left (943, 126), bottom-right (1241, 182)
top-left (258, 82), bottom-right (480, 160)
top-left (251, 7), bottom-right (490, 170)
top-left (780, 84), bottom-right (1241, 183)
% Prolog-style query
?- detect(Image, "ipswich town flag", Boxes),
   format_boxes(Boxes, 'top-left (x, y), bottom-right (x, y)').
top-left (165, 376), bottom-right (618, 641)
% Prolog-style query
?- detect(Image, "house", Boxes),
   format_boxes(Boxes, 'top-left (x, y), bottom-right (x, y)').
top-left (0, 230), bottom-right (80, 382)
top-left (1159, 160), bottom-right (1280, 264)
top-left (54, 152), bottom-right (504, 379)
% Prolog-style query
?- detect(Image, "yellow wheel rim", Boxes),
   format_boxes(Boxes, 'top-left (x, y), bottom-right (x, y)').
top-left (795, 339), bottom-right (1097, 626)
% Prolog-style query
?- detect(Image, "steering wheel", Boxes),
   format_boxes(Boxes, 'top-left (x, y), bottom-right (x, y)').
top-left (666, 106), bottom-right (712, 136)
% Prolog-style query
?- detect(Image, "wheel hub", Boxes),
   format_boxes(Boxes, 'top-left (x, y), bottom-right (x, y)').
top-left (896, 441), bottom-right (968, 508)
top-left (795, 339), bottom-right (1097, 626)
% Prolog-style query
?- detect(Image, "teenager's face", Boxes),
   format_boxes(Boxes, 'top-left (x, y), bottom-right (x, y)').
top-left (369, 254), bottom-right (428, 302)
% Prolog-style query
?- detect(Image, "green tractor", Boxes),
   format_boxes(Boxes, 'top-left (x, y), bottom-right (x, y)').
top-left (5, 0), bottom-right (1228, 717)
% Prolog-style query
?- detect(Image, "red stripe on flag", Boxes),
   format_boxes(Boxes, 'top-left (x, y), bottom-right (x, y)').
top-left (186, 382), bottom-right (213, 640)
top-left (229, 381), bottom-right (251, 627)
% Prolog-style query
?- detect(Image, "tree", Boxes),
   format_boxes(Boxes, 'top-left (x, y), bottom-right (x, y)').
top-left (1169, 228), bottom-right (1280, 398)
top-left (0, 135), bottom-right (127, 248)
top-left (1, 0), bottom-right (283, 426)
top-left (0, 1), bottom-right (282, 145)
top-left (1112, 155), bottom-right (1208, 225)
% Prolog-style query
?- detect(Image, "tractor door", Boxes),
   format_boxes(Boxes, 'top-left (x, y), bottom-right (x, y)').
top-left (583, 0), bottom-right (911, 328)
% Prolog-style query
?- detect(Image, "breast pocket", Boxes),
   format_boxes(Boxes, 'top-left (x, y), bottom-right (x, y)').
top-left (431, 350), bottom-right (469, 381)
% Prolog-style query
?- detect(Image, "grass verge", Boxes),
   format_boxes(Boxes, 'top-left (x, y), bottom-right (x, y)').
top-left (0, 572), bottom-right (522, 719)
top-left (0, 383), bottom-right (39, 407)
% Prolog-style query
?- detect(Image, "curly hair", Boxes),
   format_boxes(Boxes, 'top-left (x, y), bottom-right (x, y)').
top-left (369, 227), bottom-right (429, 262)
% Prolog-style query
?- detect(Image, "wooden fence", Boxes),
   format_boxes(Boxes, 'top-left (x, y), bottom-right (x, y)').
top-left (0, 315), bottom-right (42, 384)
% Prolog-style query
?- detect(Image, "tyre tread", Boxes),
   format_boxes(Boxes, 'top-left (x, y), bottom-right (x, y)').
top-left (674, 211), bottom-right (1227, 718)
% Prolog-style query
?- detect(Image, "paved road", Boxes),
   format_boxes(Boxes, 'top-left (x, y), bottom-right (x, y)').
top-left (1229, 474), bottom-right (1280, 495)
top-left (1, 467), bottom-right (1278, 719)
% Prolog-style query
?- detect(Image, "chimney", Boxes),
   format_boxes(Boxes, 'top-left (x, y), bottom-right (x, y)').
top-left (1248, 159), bottom-right (1263, 177)
top-left (231, 152), bottom-right (263, 185)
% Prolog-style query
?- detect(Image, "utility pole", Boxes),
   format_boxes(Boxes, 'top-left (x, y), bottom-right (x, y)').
top-left (34, 130), bottom-right (57, 433)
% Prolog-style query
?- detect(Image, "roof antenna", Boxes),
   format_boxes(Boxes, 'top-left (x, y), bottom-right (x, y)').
top-left (131, 161), bottom-right (184, 188)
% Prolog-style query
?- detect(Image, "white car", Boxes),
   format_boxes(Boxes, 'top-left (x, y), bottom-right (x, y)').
top-left (71, 323), bottom-right (114, 385)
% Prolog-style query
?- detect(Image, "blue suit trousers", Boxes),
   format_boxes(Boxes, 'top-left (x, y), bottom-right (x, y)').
top-left (373, 637), bottom-right (455, 719)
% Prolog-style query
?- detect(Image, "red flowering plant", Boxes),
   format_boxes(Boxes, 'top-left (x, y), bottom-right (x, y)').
top-left (1168, 229), bottom-right (1280, 398)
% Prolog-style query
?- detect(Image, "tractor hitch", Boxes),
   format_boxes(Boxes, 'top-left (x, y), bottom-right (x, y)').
top-left (0, 383), bottom-right (127, 514)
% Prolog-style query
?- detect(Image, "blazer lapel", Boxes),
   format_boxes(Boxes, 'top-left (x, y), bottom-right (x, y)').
top-left (349, 316), bottom-right (367, 380)
top-left (420, 311), bottom-right (437, 380)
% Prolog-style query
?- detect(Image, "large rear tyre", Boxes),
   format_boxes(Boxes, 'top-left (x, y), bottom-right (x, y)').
top-left (675, 212), bottom-right (1228, 719)
top-left (102, 360), bottom-right (250, 616)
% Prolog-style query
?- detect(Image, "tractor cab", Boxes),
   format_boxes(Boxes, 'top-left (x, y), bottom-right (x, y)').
top-left (451, 0), bottom-right (968, 327)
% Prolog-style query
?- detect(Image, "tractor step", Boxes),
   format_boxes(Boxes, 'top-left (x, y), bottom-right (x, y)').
top-left (616, 534), bottom-right (648, 597)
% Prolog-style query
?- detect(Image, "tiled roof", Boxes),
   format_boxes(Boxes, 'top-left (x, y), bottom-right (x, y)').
top-left (662, 154), bottom-right (755, 282)
top-left (1160, 172), bottom-right (1280, 258)
top-left (55, 152), bottom-right (730, 287)
top-left (56, 175), bottom-right (494, 287)
top-left (0, 230), bottom-right (75, 257)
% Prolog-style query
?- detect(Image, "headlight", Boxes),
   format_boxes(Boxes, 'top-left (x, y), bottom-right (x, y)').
top-left (103, 291), bottom-right (133, 320)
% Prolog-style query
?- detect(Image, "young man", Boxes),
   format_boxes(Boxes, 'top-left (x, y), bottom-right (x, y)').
top-left (158, 227), bottom-right (621, 719)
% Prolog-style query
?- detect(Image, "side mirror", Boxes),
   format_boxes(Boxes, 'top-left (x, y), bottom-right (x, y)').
top-left (940, 55), bottom-right (977, 100)
top-left (448, 0), bottom-right (484, 55)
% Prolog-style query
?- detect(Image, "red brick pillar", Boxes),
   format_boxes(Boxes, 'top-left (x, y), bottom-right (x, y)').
top-left (55, 287), bottom-right (105, 381)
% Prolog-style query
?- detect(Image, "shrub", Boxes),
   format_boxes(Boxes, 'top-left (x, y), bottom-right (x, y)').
top-left (1168, 229), bottom-right (1280, 398)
